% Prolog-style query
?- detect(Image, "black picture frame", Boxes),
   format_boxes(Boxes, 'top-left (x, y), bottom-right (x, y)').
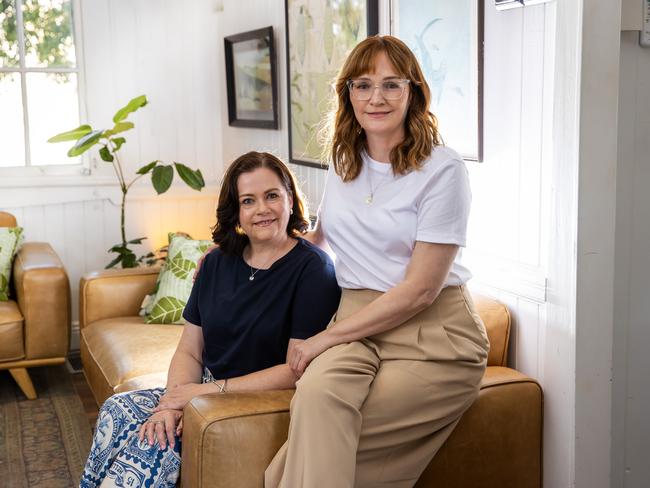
top-left (285, 0), bottom-right (379, 169)
top-left (224, 26), bottom-right (279, 129)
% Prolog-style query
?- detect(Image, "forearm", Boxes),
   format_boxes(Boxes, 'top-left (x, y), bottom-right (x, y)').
top-left (219, 363), bottom-right (298, 392)
top-left (165, 350), bottom-right (203, 389)
top-left (323, 280), bottom-right (444, 346)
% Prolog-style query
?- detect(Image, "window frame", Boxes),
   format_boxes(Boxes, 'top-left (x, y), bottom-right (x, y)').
top-left (0, 0), bottom-right (90, 180)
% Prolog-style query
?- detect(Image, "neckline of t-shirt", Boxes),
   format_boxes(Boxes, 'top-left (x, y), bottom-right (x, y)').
top-left (362, 151), bottom-right (393, 175)
top-left (240, 237), bottom-right (302, 272)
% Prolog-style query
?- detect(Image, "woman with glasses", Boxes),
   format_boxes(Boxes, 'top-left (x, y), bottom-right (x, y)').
top-left (265, 36), bottom-right (489, 487)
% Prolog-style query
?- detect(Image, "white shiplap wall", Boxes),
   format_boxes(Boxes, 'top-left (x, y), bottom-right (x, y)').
top-left (612, 30), bottom-right (650, 488)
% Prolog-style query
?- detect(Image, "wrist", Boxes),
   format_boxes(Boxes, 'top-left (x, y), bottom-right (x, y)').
top-left (210, 378), bottom-right (228, 393)
top-left (322, 327), bottom-right (342, 348)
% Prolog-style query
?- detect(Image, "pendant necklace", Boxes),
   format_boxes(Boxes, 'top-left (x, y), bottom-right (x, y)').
top-left (247, 244), bottom-right (284, 281)
top-left (365, 163), bottom-right (392, 205)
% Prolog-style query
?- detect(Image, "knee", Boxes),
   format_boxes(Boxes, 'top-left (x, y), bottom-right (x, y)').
top-left (293, 369), bottom-right (341, 408)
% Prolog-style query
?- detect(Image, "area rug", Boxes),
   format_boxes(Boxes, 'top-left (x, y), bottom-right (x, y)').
top-left (0, 365), bottom-right (92, 487)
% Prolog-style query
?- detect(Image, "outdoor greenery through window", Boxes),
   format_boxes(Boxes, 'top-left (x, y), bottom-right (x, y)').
top-left (0, 0), bottom-right (81, 168)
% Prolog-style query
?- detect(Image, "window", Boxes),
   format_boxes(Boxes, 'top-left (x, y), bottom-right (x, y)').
top-left (0, 0), bottom-right (82, 169)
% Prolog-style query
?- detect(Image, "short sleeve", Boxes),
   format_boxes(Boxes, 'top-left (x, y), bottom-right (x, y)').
top-left (289, 255), bottom-right (341, 340)
top-left (182, 261), bottom-right (204, 326)
top-left (416, 159), bottom-right (471, 247)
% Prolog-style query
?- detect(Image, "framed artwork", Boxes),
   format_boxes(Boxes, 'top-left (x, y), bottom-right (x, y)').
top-left (285, 0), bottom-right (379, 168)
top-left (391, 0), bottom-right (484, 161)
top-left (224, 26), bottom-right (279, 129)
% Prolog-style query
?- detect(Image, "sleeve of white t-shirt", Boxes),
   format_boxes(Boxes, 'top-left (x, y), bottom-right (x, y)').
top-left (415, 158), bottom-right (471, 247)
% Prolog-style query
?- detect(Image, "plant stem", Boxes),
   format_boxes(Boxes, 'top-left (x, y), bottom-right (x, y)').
top-left (120, 188), bottom-right (127, 245)
top-left (107, 138), bottom-right (128, 246)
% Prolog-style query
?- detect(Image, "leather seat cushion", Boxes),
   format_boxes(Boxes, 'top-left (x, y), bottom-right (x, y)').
top-left (0, 299), bottom-right (24, 361)
top-left (115, 371), bottom-right (169, 393)
top-left (81, 317), bottom-right (182, 392)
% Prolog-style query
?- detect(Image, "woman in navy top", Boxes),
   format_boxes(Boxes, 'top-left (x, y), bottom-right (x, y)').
top-left (80, 151), bottom-right (340, 488)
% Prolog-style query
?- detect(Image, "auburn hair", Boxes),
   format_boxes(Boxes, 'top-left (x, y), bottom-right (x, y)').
top-left (211, 151), bottom-right (309, 255)
top-left (323, 35), bottom-right (441, 181)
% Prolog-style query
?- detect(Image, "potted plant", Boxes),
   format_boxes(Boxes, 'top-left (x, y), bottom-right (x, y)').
top-left (49, 95), bottom-right (205, 268)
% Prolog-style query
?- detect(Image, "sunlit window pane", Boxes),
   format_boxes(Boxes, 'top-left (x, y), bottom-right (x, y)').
top-left (0, 0), bottom-right (19, 67)
top-left (0, 73), bottom-right (25, 167)
top-left (22, 0), bottom-right (75, 68)
top-left (26, 72), bottom-right (79, 165)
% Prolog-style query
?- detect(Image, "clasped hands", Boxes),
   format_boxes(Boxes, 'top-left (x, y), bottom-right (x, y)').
top-left (288, 330), bottom-right (334, 378)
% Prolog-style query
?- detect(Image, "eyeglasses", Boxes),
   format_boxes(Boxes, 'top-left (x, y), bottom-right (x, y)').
top-left (347, 79), bottom-right (411, 101)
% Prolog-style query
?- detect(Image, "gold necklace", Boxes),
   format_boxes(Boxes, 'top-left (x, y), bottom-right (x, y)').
top-left (365, 164), bottom-right (392, 205)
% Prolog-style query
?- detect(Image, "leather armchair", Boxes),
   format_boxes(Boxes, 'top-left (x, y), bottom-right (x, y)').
top-left (0, 211), bottom-right (71, 399)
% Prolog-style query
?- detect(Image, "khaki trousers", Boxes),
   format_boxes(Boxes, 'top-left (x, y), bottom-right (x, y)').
top-left (265, 286), bottom-right (489, 488)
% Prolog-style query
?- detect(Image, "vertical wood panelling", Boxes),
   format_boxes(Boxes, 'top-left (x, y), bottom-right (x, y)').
top-left (614, 33), bottom-right (650, 486)
top-left (518, 6), bottom-right (545, 267)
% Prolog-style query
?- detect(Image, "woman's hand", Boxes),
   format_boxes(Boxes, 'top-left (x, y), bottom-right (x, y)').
top-left (154, 383), bottom-right (208, 412)
top-left (289, 331), bottom-right (333, 377)
top-left (138, 409), bottom-right (183, 449)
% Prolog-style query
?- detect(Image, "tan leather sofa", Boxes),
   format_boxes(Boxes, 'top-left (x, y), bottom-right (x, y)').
top-left (81, 266), bottom-right (543, 488)
top-left (0, 211), bottom-right (71, 399)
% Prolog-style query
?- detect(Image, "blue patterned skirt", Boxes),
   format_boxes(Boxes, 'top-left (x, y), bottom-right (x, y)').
top-left (80, 369), bottom-right (215, 488)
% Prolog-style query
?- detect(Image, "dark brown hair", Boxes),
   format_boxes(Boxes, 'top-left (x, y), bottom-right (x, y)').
top-left (211, 151), bottom-right (309, 255)
top-left (324, 35), bottom-right (442, 181)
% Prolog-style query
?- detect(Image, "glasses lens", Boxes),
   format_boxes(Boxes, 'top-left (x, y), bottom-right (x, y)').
top-left (350, 81), bottom-right (371, 100)
top-left (382, 81), bottom-right (404, 100)
top-left (349, 80), bottom-right (407, 100)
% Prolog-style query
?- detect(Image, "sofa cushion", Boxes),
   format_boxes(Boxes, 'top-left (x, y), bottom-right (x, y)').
top-left (81, 316), bottom-right (183, 391)
top-left (0, 299), bottom-right (24, 361)
top-left (473, 294), bottom-right (511, 367)
top-left (114, 371), bottom-right (169, 393)
top-left (143, 234), bottom-right (213, 324)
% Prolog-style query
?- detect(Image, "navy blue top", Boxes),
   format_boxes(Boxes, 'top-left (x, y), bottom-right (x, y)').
top-left (182, 238), bottom-right (341, 379)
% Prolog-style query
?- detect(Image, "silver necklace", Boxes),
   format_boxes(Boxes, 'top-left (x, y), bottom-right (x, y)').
top-left (365, 164), bottom-right (392, 205)
top-left (247, 245), bottom-right (284, 281)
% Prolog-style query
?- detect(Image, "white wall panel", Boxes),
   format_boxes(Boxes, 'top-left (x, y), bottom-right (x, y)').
top-left (613, 31), bottom-right (650, 487)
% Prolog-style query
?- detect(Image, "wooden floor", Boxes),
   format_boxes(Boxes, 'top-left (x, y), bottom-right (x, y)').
top-left (71, 371), bottom-right (99, 430)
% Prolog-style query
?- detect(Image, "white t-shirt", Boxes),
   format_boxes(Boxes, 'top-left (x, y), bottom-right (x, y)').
top-left (319, 146), bottom-right (472, 292)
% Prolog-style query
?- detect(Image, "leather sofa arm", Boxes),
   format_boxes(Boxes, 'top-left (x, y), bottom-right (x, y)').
top-left (13, 242), bottom-right (71, 360)
top-left (79, 266), bottom-right (160, 329)
top-left (182, 390), bottom-right (295, 488)
top-left (181, 368), bottom-right (543, 488)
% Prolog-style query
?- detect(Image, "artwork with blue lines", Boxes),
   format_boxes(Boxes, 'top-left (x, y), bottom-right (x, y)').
top-left (396, 0), bottom-right (478, 160)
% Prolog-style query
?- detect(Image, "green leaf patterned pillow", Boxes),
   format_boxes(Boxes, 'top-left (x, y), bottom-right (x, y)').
top-left (144, 234), bottom-right (213, 324)
top-left (0, 227), bottom-right (24, 301)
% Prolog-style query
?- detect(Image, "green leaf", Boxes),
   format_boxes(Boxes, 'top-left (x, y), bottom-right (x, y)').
top-left (105, 254), bottom-right (123, 269)
top-left (109, 121), bottom-right (134, 135)
top-left (112, 137), bottom-right (126, 151)
top-left (127, 237), bottom-right (147, 245)
top-left (152, 165), bottom-right (173, 194)
top-left (48, 124), bottom-right (93, 143)
top-left (137, 160), bottom-right (159, 175)
top-left (67, 130), bottom-right (103, 157)
top-left (168, 252), bottom-right (197, 280)
top-left (198, 242), bottom-right (213, 254)
top-left (113, 95), bottom-right (148, 123)
top-left (108, 244), bottom-right (128, 253)
top-left (146, 296), bottom-right (185, 324)
top-left (174, 162), bottom-right (205, 191)
top-left (99, 146), bottom-right (114, 162)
